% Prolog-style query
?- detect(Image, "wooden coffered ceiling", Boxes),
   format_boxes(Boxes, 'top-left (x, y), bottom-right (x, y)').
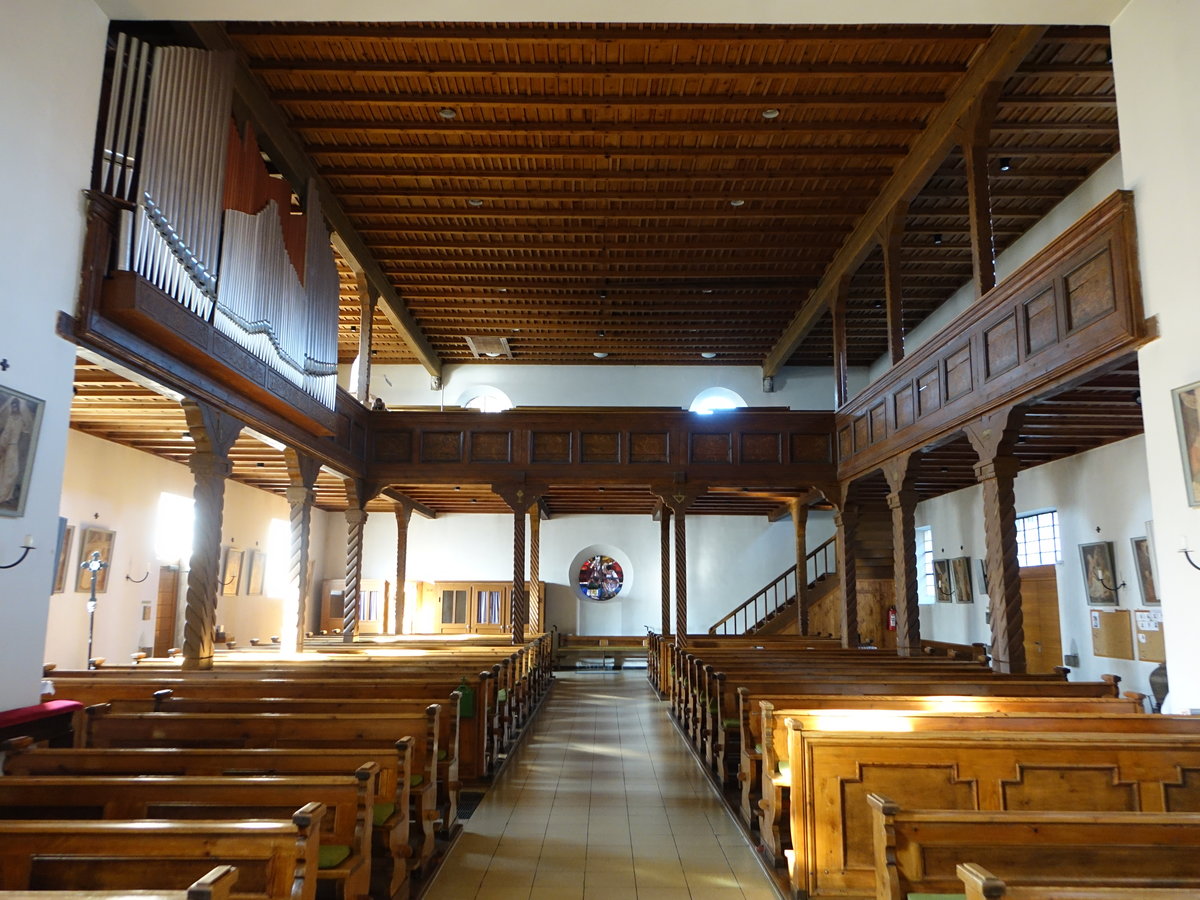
top-left (206, 21), bottom-right (1121, 368)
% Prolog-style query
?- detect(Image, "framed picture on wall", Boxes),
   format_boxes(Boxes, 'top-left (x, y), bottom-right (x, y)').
top-left (975, 557), bottom-right (991, 596)
top-left (951, 556), bottom-right (974, 603)
top-left (0, 384), bottom-right (45, 518)
top-left (1079, 540), bottom-right (1119, 606)
top-left (53, 521), bottom-right (73, 594)
top-left (1173, 379), bottom-right (1200, 506)
top-left (222, 547), bottom-right (244, 596)
top-left (75, 526), bottom-right (115, 593)
top-left (1130, 536), bottom-right (1159, 605)
top-left (246, 549), bottom-right (266, 595)
top-left (933, 558), bottom-right (953, 602)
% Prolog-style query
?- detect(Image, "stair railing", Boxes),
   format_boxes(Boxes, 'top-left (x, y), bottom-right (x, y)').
top-left (708, 536), bottom-right (839, 636)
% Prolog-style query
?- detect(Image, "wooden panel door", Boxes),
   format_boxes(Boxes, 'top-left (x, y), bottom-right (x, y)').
top-left (1021, 564), bottom-right (1064, 674)
top-left (152, 566), bottom-right (179, 657)
top-left (357, 579), bottom-right (388, 635)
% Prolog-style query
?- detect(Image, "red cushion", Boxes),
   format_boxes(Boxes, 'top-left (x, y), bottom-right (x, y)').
top-left (0, 700), bottom-right (84, 731)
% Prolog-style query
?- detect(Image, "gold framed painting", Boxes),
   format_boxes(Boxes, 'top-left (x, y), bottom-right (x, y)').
top-left (222, 547), bottom-right (244, 596)
top-left (950, 556), bottom-right (973, 603)
top-left (76, 526), bottom-right (116, 593)
top-left (1173, 379), bottom-right (1200, 506)
top-left (1079, 540), bottom-right (1119, 606)
top-left (1130, 535), bottom-right (1159, 605)
top-left (53, 521), bottom-right (74, 594)
top-left (933, 558), bottom-right (953, 602)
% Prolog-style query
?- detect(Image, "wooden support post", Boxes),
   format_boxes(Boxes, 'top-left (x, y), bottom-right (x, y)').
top-left (883, 453), bottom-right (921, 656)
top-left (834, 502), bottom-right (861, 649)
top-left (393, 501), bottom-right (412, 635)
top-left (878, 202), bottom-right (909, 366)
top-left (179, 400), bottom-right (242, 671)
top-left (528, 503), bottom-right (541, 635)
top-left (653, 485), bottom-right (702, 647)
top-left (342, 478), bottom-right (380, 645)
top-left (966, 409), bottom-right (1027, 674)
top-left (792, 499), bottom-right (810, 635)
top-left (493, 483), bottom-right (545, 645)
top-left (283, 449), bottom-right (320, 652)
top-left (354, 271), bottom-right (377, 404)
top-left (832, 273), bottom-right (851, 409)
top-left (958, 82), bottom-right (1003, 299)
top-left (659, 505), bottom-right (672, 638)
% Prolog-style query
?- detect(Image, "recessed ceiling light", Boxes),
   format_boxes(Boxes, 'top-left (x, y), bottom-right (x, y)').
top-left (761, 108), bottom-right (781, 119)
top-left (438, 107), bottom-right (457, 120)
top-left (701, 289), bottom-right (714, 294)
top-left (998, 157), bottom-right (1012, 172)
top-left (933, 233), bottom-right (943, 245)
top-left (593, 352), bottom-right (609, 359)
top-left (729, 199), bottom-right (746, 207)
top-left (483, 352), bottom-right (502, 358)
top-left (467, 198), bottom-right (484, 207)
top-left (498, 287), bottom-right (507, 292)
top-left (701, 352), bottom-right (717, 359)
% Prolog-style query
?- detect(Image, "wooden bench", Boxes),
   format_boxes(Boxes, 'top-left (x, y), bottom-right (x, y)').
top-left (866, 796), bottom-right (1200, 900)
top-left (0, 770), bottom-right (374, 900)
top-left (0, 805), bottom-right (322, 900)
top-left (0, 864), bottom-right (238, 900)
top-left (957, 862), bottom-right (1200, 900)
top-left (81, 704), bottom-right (442, 874)
top-left (0, 742), bottom-right (413, 900)
top-left (783, 728), bottom-right (1200, 900)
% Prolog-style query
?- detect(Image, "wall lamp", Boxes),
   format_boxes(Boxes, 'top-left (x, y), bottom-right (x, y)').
top-left (0, 535), bottom-right (35, 569)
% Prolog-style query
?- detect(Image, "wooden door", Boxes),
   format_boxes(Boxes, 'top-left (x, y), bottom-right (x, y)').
top-left (152, 566), bottom-right (179, 657)
top-left (320, 579), bottom-right (345, 633)
top-left (357, 579), bottom-right (388, 635)
top-left (471, 586), bottom-right (509, 634)
top-left (1021, 564), bottom-right (1064, 674)
top-left (438, 584), bottom-right (470, 634)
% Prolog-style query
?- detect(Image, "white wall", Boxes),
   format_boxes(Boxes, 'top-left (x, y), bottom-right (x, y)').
top-left (918, 436), bottom-right (1160, 697)
top-left (49, 430), bottom-right (326, 668)
top-left (348, 508), bottom-right (835, 635)
top-left (0, 1), bottom-right (108, 708)
top-left (368, 363), bottom-right (869, 412)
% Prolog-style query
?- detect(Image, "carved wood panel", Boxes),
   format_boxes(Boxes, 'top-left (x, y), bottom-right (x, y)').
top-left (741, 432), bottom-right (781, 464)
top-left (691, 432), bottom-right (731, 464)
top-left (469, 431), bottom-right (512, 463)
top-left (630, 432), bottom-right (669, 463)
top-left (421, 431), bottom-right (463, 463)
top-left (581, 431), bottom-right (620, 463)
top-left (531, 430), bottom-right (572, 463)
top-left (1001, 766), bottom-right (1136, 811)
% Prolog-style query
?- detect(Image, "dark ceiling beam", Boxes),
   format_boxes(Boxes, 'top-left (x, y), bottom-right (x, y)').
top-left (294, 119), bottom-right (926, 135)
top-left (276, 89), bottom-right (949, 107)
top-left (380, 487), bottom-right (438, 519)
top-left (187, 23), bottom-right (443, 380)
top-left (345, 208), bottom-right (868, 221)
top-left (335, 188), bottom-right (880, 203)
top-left (322, 165), bottom-right (898, 180)
top-left (310, 144), bottom-right (911, 159)
top-left (252, 59), bottom-right (970, 77)
top-left (763, 25), bottom-right (1048, 378)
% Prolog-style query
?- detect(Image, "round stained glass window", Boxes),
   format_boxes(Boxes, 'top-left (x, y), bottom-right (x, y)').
top-left (578, 555), bottom-right (624, 601)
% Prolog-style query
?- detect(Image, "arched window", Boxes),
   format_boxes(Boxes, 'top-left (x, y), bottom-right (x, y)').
top-left (689, 387), bottom-right (747, 415)
top-left (459, 386), bottom-right (513, 412)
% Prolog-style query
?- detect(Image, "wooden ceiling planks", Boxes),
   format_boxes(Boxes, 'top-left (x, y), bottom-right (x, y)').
top-left (213, 21), bottom-right (1117, 368)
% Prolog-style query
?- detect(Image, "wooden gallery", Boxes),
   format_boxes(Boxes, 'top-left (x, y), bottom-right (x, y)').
top-left (2, 2), bottom-right (1200, 899)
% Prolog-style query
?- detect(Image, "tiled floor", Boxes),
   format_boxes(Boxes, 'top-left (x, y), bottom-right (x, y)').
top-left (423, 669), bottom-right (781, 900)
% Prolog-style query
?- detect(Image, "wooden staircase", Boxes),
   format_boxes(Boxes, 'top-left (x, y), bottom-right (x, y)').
top-left (709, 537), bottom-right (839, 636)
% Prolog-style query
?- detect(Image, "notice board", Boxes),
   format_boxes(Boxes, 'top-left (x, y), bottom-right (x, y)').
top-left (1134, 608), bottom-right (1166, 663)
top-left (1090, 608), bottom-right (1134, 660)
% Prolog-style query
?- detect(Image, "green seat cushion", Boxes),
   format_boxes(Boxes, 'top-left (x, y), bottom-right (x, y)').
top-left (497, 689), bottom-right (508, 701)
top-left (410, 773), bottom-right (425, 788)
top-left (437, 748), bottom-right (448, 761)
top-left (722, 718), bottom-right (739, 728)
top-left (318, 844), bottom-right (352, 869)
top-left (777, 759), bottom-right (790, 775)
top-left (754, 743), bottom-right (763, 755)
top-left (907, 894), bottom-right (965, 900)
top-left (372, 801), bottom-right (396, 827)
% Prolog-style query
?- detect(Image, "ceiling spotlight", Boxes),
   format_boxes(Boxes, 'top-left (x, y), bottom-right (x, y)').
top-left (933, 233), bottom-right (943, 245)
top-left (701, 288), bottom-right (714, 294)
top-left (701, 352), bottom-right (717, 359)
top-left (729, 199), bottom-right (746, 207)
top-left (467, 198), bottom-right (484, 207)
top-left (438, 107), bottom-right (457, 120)
top-left (593, 351), bottom-right (609, 359)
top-left (483, 351), bottom-right (502, 358)
top-left (761, 108), bottom-right (781, 119)
top-left (998, 157), bottom-right (1012, 172)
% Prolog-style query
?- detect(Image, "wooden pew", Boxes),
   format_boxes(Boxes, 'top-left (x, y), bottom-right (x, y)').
top-left (144, 691), bottom-right (464, 836)
top-left (0, 742), bottom-right (413, 900)
top-left (783, 728), bottom-right (1200, 900)
top-left (0, 805), bottom-right (322, 900)
top-left (81, 704), bottom-right (442, 873)
top-left (866, 795), bottom-right (1200, 900)
top-left (0, 864), bottom-right (239, 900)
top-left (957, 862), bottom-right (1200, 900)
top-left (554, 634), bottom-right (647, 670)
top-left (0, 771), bottom-right (374, 900)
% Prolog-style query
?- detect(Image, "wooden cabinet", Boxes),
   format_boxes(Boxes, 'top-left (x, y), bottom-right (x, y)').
top-left (426, 580), bottom-right (545, 635)
top-left (319, 578), bottom-right (390, 634)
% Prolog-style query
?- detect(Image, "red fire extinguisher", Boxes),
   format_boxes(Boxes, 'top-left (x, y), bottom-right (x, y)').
top-left (887, 606), bottom-right (897, 631)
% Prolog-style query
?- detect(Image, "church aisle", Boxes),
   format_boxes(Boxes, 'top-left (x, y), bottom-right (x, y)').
top-left (423, 669), bottom-right (780, 900)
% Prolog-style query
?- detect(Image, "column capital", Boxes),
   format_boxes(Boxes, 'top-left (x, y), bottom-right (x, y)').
top-left (286, 486), bottom-right (316, 507)
top-left (973, 456), bottom-right (1021, 482)
top-left (886, 488), bottom-right (920, 512)
top-left (187, 450), bottom-right (233, 480)
top-left (344, 507), bottom-right (369, 527)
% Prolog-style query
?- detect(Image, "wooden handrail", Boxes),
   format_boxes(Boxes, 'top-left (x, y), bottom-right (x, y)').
top-left (709, 536), bottom-right (838, 635)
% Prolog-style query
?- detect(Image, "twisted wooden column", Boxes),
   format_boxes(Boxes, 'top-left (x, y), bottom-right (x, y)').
top-left (673, 507), bottom-right (689, 646)
top-left (527, 504), bottom-right (541, 635)
top-left (181, 450), bottom-right (231, 669)
top-left (394, 503), bottom-right (412, 635)
top-left (343, 507), bottom-right (367, 643)
top-left (792, 500), bottom-right (810, 635)
top-left (179, 400), bottom-right (241, 671)
top-left (976, 456), bottom-right (1026, 673)
top-left (887, 487), bottom-right (921, 656)
top-left (511, 505), bottom-right (527, 644)
top-left (834, 503), bottom-right (860, 648)
top-left (659, 507), bottom-right (672, 637)
top-left (286, 484), bottom-right (315, 650)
